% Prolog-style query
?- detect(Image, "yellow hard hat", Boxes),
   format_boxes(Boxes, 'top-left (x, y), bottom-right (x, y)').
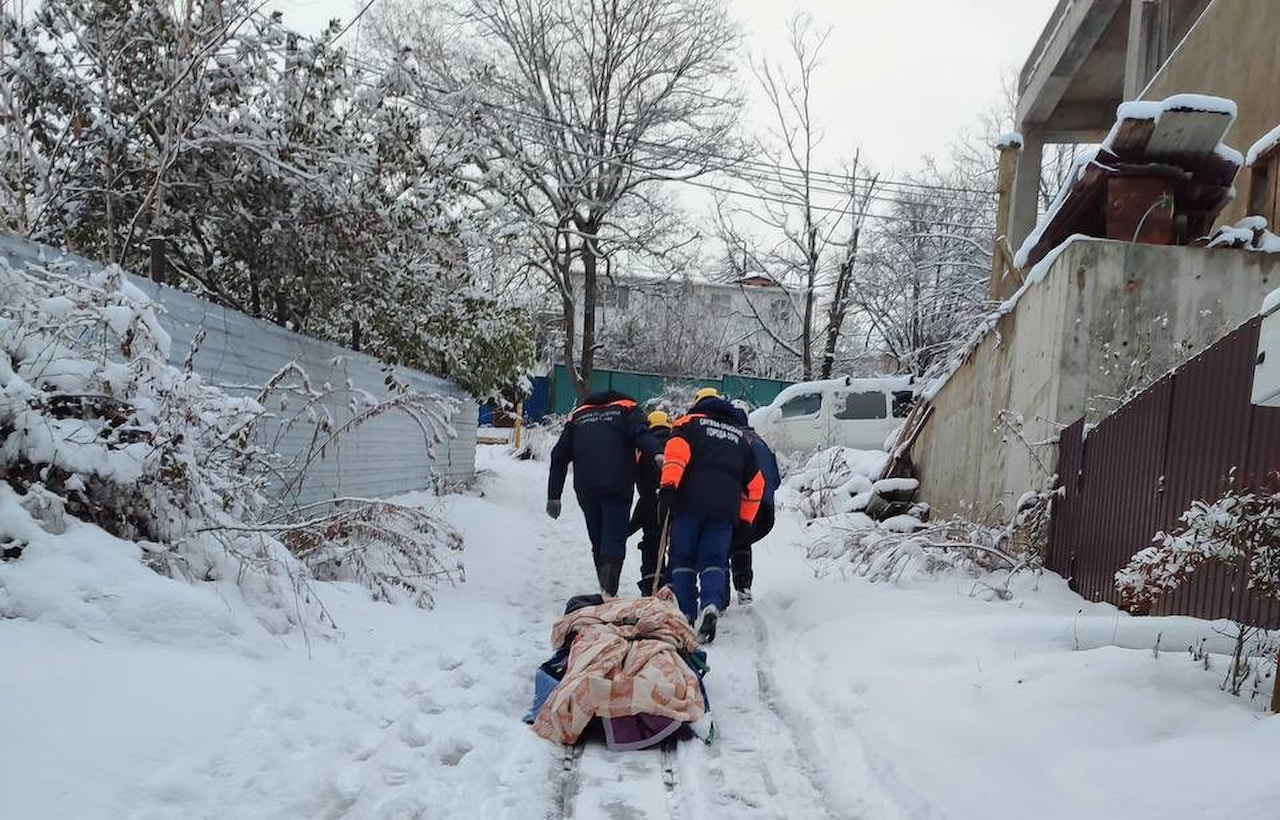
top-left (648, 410), bottom-right (671, 429)
top-left (693, 387), bottom-right (720, 402)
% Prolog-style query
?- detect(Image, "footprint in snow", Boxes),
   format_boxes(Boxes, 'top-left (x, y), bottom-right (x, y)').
top-left (375, 797), bottom-right (427, 820)
top-left (381, 765), bottom-right (412, 787)
top-left (398, 716), bottom-right (433, 749)
top-left (437, 739), bottom-right (473, 767)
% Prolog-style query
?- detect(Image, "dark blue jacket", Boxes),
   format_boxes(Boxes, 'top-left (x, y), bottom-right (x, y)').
top-left (662, 397), bottom-right (763, 523)
top-left (548, 391), bottom-right (657, 501)
top-left (745, 428), bottom-right (781, 508)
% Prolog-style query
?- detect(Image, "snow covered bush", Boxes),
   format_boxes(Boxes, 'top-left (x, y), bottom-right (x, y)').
top-left (1116, 485), bottom-right (1280, 704)
top-left (1116, 486), bottom-right (1280, 615)
top-left (510, 416), bottom-right (565, 462)
top-left (281, 501), bottom-right (464, 609)
top-left (0, 261), bottom-right (465, 634)
top-left (805, 487), bottom-right (1054, 598)
top-left (0, 264), bottom-right (265, 544)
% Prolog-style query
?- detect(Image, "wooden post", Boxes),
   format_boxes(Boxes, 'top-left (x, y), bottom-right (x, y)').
top-left (513, 402), bottom-right (524, 450)
top-left (990, 137), bottom-right (1021, 300)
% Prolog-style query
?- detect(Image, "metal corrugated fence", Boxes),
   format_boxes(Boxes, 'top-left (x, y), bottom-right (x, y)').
top-left (1049, 318), bottom-right (1280, 627)
top-left (1, 233), bottom-right (476, 507)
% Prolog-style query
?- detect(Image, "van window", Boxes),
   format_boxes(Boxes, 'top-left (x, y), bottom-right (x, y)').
top-left (780, 392), bottom-right (822, 418)
top-left (834, 391), bottom-right (887, 420)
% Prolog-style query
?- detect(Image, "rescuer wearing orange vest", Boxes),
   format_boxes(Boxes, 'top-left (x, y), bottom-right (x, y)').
top-left (657, 388), bottom-right (765, 643)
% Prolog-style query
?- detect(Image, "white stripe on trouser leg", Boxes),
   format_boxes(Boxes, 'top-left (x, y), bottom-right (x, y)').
top-left (699, 567), bottom-right (725, 577)
top-left (672, 568), bottom-right (697, 576)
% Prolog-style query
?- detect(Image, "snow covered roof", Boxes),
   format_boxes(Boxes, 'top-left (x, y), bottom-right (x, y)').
top-left (1013, 95), bottom-right (1242, 271)
top-left (767, 376), bottom-right (913, 407)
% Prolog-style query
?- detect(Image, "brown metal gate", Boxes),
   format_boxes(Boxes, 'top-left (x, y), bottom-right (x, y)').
top-left (1048, 318), bottom-right (1280, 627)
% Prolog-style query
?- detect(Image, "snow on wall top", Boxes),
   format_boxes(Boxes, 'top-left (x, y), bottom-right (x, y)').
top-left (923, 235), bottom-right (1087, 403)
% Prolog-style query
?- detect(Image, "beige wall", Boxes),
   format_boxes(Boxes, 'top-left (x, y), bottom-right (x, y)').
top-left (1143, 0), bottom-right (1280, 224)
top-left (915, 239), bottom-right (1280, 522)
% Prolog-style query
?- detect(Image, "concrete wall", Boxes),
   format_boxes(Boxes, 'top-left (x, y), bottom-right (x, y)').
top-left (915, 238), bottom-right (1280, 521)
top-left (1142, 0), bottom-right (1280, 224)
top-left (0, 233), bottom-right (477, 507)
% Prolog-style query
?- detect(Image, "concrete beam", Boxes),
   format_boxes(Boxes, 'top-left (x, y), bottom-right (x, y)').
top-left (1034, 98), bottom-right (1122, 141)
top-left (1009, 131), bottom-right (1045, 256)
top-left (1123, 0), bottom-right (1157, 99)
top-left (1017, 0), bottom-right (1128, 128)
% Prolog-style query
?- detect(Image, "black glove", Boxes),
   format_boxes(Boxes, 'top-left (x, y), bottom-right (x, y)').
top-left (734, 519), bottom-right (753, 546)
top-left (546, 498), bottom-right (562, 519)
top-left (656, 486), bottom-right (675, 526)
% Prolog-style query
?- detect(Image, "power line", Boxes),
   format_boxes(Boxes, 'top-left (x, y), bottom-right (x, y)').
top-left (364, 81), bottom-right (995, 228)
top-left (332, 0), bottom-right (379, 44)
top-left (339, 52), bottom-right (994, 198)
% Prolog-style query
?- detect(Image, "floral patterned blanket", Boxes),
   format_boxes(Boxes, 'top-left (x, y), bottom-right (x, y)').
top-left (532, 589), bottom-right (705, 745)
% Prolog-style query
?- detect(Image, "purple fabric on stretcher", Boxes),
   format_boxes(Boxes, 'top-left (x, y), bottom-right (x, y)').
top-left (602, 713), bottom-right (683, 751)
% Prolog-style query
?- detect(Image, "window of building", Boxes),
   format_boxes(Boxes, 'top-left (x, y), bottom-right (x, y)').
top-left (710, 292), bottom-right (731, 314)
top-left (834, 391), bottom-right (887, 420)
top-left (770, 297), bottom-right (791, 324)
top-left (596, 284), bottom-right (630, 310)
top-left (780, 392), bottom-right (822, 418)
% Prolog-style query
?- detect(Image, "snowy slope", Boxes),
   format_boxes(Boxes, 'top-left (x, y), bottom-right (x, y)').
top-left (4, 448), bottom-right (1280, 819)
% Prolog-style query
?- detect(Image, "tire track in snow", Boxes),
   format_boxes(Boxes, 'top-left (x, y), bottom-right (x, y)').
top-left (669, 605), bottom-right (845, 820)
top-left (749, 605), bottom-right (856, 819)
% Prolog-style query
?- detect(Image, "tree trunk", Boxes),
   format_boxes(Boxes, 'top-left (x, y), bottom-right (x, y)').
top-left (576, 220), bottom-right (602, 400)
top-left (821, 225), bottom-right (861, 379)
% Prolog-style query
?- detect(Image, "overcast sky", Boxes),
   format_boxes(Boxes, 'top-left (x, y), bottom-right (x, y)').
top-left (272, 0), bottom-right (1058, 177)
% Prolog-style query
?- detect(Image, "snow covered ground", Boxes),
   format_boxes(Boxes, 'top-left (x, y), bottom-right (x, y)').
top-left (4, 447), bottom-right (1280, 819)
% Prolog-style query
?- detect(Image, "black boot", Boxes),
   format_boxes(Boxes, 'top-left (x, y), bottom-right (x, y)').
top-left (597, 563), bottom-right (620, 597)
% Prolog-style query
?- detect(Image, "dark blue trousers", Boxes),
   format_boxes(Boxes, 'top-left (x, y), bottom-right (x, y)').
top-left (577, 492), bottom-right (631, 570)
top-left (669, 510), bottom-right (732, 622)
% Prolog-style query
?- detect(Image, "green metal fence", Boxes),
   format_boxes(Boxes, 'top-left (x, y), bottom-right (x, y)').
top-left (549, 365), bottom-right (793, 415)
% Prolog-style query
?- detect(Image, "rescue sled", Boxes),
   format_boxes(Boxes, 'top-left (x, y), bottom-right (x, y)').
top-left (522, 588), bottom-right (713, 750)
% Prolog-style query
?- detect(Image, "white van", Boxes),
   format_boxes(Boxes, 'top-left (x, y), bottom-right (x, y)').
top-left (747, 376), bottom-right (914, 453)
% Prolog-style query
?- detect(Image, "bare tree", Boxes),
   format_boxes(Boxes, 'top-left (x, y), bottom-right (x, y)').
top-left (714, 12), bottom-right (876, 381)
top-left (378, 0), bottom-right (741, 399)
top-left (850, 168), bottom-right (994, 376)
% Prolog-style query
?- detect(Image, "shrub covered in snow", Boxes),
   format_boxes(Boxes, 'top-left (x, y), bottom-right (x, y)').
top-left (805, 485), bottom-right (1055, 598)
top-left (0, 261), bottom-right (465, 636)
top-left (516, 416), bottom-right (568, 462)
top-left (1116, 485), bottom-right (1280, 700)
top-left (1116, 487), bottom-right (1280, 614)
top-left (0, 264), bottom-right (265, 543)
top-left (281, 501), bottom-right (464, 609)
